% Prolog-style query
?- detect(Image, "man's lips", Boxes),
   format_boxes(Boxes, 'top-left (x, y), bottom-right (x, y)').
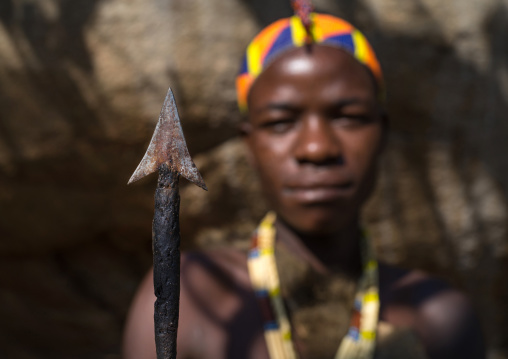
top-left (283, 182), bottom-right (355, 203)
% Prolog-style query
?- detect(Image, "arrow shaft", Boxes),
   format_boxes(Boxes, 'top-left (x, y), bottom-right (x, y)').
top-left (153, 163), bottom-right (180, 359)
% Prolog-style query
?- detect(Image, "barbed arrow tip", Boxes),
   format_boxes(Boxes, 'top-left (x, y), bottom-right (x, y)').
top-left (128, 87), bottom-right (207, 191)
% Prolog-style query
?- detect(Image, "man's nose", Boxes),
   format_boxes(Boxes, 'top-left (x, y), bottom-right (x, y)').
top-left (293, 114), bottom-right (343, 165)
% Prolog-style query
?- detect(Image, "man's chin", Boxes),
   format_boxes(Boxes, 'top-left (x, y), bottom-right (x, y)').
top-left (278, 206), bottom-right (358, 237)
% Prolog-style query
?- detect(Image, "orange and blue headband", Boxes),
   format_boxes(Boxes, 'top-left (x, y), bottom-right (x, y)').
top-left (236, 13), bottom-right (383, 112)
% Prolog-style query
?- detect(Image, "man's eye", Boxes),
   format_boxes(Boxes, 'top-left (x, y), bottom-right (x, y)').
top-left (333, 114), bottom-right (372, 127)
top-left (261, 119), bottom-right (295, 133)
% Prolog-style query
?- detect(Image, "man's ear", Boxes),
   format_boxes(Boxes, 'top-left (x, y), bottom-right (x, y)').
top-left (238, 121), bottom-right (256, 167)
top-left (379, 109), bottom-right (389, 154)
top-left (238, 121), bottom-right (252, 137)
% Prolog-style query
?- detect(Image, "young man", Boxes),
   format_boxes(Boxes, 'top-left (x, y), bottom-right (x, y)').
top-left (123, 13), bottom-right (484, 359)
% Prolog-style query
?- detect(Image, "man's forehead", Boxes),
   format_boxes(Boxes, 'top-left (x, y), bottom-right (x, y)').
top-left (247, 46), bottom-right (378, 111)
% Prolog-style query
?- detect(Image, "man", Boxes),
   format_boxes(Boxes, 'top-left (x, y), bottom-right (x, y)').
top-left (123, 11), bottom-right (484, 359)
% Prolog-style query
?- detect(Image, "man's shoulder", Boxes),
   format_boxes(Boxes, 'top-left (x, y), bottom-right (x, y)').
top-left (378, 262), bottom-right (470, 320)
top-left (179, 247), bottom-right (259, 329)
top-left (378, 262), bottom-right (485, 359)
top-left (181, 247), bottom-right (251, 295)
top-left (179, 247), bottom-right (267, 358)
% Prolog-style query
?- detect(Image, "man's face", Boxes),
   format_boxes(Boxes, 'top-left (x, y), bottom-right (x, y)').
top-left (244, 45), bottom-right (384, 236)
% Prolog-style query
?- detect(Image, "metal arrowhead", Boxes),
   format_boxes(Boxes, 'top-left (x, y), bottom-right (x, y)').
top-left (128, 87), bottom-right (207, 190)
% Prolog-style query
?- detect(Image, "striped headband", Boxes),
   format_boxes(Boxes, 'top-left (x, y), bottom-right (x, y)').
top-left (236, 13), bottom-right (383, 112)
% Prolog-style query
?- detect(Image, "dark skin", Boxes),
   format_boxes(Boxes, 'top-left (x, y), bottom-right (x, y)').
top-left (242, 44), bottom-right (384, 277)
top-left (123, 46), bottom-right (485, 359)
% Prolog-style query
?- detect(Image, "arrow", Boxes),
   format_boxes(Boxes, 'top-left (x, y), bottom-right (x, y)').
top-left (128, 87), bottom-right (207, 189)
top-left (128, 87), bottom-right (207, 359)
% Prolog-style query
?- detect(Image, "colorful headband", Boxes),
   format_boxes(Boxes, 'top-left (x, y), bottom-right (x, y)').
top-left (236, 13), bottom-right (383, 112)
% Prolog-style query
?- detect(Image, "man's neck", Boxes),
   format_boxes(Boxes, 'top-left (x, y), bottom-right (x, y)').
top-left (274, 217), bottom-right (363, 278)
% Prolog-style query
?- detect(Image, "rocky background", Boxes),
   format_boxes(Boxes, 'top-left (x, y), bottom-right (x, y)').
top-left (0, 0), bottom-right (507, 358)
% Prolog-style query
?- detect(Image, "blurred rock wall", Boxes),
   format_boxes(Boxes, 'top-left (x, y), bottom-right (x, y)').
top-left (0, 0), bottom-right (507, 357)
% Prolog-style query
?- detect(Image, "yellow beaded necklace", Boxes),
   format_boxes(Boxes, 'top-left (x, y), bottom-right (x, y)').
top-left (247, 212), bottom-right (380, 359)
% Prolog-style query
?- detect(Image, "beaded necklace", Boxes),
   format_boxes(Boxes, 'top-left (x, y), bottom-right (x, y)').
top-left (247, 212), bottom-right (379, 359)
